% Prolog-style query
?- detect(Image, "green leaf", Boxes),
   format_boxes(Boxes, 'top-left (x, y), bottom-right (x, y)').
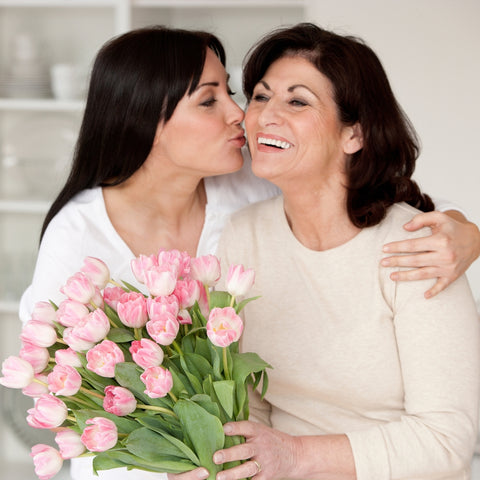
top-left (209, 291), bottom-right (232, 308)
top-left (136, 416), bottom-right (199, 464)
top-left (231, 352), bottom-right (271, 417)
top-left (114, 362), bottom-right (175, 410)
top-left (180, 356), bottom-right (203, 394)
top-left (135, 414), bottom-right (183, 439)
top-left (212, 380), bottom-right (235, 418)
top-left (235, 295), bottom-right (261, 314)
top-left (126, 427), bottom-right (191, 461)
top-left (107, 327), bottom-right (135, 343)
top-left (174, 399), bottom-right (225, 480)
top-left (120, 280), bottom-right (143, 293)
top-left (190, 394), bottom-right (221, 418)
top-left (93, 450), bottom-right (196, 474)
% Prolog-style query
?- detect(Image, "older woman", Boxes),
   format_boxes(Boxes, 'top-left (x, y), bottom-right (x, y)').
top-left (202, 23), bottom-right (478, 480)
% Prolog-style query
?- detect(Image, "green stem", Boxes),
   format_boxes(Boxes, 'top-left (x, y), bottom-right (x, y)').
top-left (168, 391), bottom-right (178, 403)
top-left (109, 279), bottom-right (123, 288)
top-left (172, 340), bottom-right (183, 356)
top-left (80, 386), bottom-right (104, 400)
top-left (33, 377), bottom-right (48, 387)
top-left (134, 328), bottom-right (142, 340)
top-left (55, 338), bottom-right (67, 345)
top-left (136, 404), bottom-right (178, 418)
top-left (66, 415), bottom-right (77, 423)
top-left (205, 285), bottom-right (211, 309)
top-left (223, 347), bottom-right (231, 380)
top-left (229, 295), bottom-right (236, 308)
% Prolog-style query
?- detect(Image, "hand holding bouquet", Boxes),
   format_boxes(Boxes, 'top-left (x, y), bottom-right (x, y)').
top-left (0, 251), bottom-right (270, 480)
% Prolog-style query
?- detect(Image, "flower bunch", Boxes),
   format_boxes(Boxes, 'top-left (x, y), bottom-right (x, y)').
top-left (0, 252), bottom-right (269, 480)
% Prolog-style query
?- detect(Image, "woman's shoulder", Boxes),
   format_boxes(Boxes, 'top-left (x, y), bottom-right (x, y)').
top-left (45, 187), bottom-right (104, 232)
top-left (380, 202), bottom-right (431, 241)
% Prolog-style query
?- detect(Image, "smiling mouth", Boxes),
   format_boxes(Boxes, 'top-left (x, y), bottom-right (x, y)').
top-left (258, 137), bottom-right (293, 149)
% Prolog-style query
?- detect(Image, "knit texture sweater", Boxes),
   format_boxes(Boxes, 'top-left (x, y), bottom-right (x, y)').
top-left (217, 195), bottom-right (480, 480)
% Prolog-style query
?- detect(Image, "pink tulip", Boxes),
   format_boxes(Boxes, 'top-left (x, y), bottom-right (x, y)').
top-left (81, 256), bottom-right (110, 290)
top-left (103, 286), bottom-right (126, 310)
top-left (117, 292), bottom-right (148, 328)
top-left (73, 309), bottom-right (110, 343)
top-left (157, 249), bottom-right (191, 278)
top-left (177, 309), bottom-right (192, 325)
top-left (91, 287), bottom-right (105, 309)
top-left (144, 265), bottom-right (178, 297)
top-left (20, 342), bottom-right (50, 373)
top-left (63, 327), bottom-right (95, 352)
top-left (226, 264), bottom-right (255, 297)
top-left (0, 355), bottom-right (34, 388)
top-left (173, 278), bottom-right (200, 309)
top-left (103, 386), bottom-right (137, 416)
top-left (20, 320), bottom-right (58, 348)
top-left (190, 254), bottom-right (221, 287)
top-left (60, 271), bottom-right (96, 304)
top-left (86, 339), bottom-right (125, 378)
top-left (130, 338), bottom-right (164, 369)
top-left (81, 417), bottom-right (118, 452)
top-left (23, 373), bottom-right (49, 397)
top-left (146, 313), bottom-right (179, 346)
top-left (31, 301), bottom-right (57, 325)
top-left (27, 394), bottom-right (68, 429)
top-left (47, 364), bottom-right (82, 396)
top-left (140, 366), bottom-right (173, 398)
top-left (56, 299), bottom-right (89, 327)
top-left (55, 428), bottom-right (86, 459)
top-left (55, 348), bottom-right (82, 368)
top-left (147, 295), bottom-right (179, 319)
top-left (131, 254), bottom-right (158, 284)
top-left (31, 444), bottom-right (63, 480)
top-left (206, 307), bottom-right (243, 347)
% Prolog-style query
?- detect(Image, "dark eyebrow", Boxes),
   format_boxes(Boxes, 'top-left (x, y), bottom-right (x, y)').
top-left (257, 80), bottom-right (317, 98)
top-left (196, 81), bottom-right (220, 90)
top-left (288, 84), bottom-right (318, 97)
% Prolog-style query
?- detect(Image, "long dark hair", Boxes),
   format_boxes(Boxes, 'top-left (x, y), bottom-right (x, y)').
top-left (243, 23), bottom-right (433, 228)
top-left (40, 25), bottom-right (226, 240)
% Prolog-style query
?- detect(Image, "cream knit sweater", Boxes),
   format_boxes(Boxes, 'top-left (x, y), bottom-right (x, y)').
top-left (217, 196), bottom-right (480, 480)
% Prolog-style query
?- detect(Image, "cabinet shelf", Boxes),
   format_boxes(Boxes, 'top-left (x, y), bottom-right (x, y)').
top-left (0, 199), bottom-right (50, 214)
top-left (0, 98), bottom-right (85, 112)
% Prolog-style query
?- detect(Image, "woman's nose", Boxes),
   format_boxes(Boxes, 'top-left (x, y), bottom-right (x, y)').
top-left (228, 98), bottom-right (245, 125)
top-left (257, 100), bottom-right (282, 127)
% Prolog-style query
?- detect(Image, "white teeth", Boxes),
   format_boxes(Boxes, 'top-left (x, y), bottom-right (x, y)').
top-left (258, 137), bottom-right (292, 149)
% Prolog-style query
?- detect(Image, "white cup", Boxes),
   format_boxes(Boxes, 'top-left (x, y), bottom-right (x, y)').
top-left (50, 63), bottom-right (82, 100)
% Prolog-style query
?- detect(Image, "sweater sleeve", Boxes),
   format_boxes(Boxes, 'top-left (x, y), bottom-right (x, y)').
top-left (347, 274), bottom-right (480, 480)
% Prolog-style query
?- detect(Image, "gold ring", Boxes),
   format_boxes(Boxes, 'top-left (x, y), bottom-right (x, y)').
top-left (253, 460), bottom-right (262, 474)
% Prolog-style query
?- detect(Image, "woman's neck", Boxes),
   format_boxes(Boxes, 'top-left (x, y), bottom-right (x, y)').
top-left (282, 185), bottom-right (360, 252)
top-left (103, 168), bottom-right (207, 257)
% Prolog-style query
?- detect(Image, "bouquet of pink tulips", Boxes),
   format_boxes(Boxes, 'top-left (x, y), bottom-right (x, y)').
top-left (0, 250), bottom-right (270, 480)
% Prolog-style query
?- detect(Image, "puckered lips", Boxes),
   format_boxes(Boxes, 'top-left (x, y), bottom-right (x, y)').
top-left (229, 131), bottom-right (246, 148)
top-left (256, 133), bottom-right (293, 152)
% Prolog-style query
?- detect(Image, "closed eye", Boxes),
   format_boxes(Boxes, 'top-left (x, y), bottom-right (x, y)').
top-left (252, 93), bottom-right (269, 102)
top-left (200, 97), bottom-right (217, 107)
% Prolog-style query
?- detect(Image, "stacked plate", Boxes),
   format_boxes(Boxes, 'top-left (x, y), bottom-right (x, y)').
top-left (0, 33), bottom-right (51, 98)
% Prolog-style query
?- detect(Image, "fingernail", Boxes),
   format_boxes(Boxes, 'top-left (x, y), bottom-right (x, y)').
top-left (381, 258), bottom-right (390, 266)
top-left (383, 245), bottom-right (390, 252)
top-left (197, 469), bottom-right (209, 479)
top-left (223, 423), bottom-right (233, 434)
top-left (390, 272), bottom-right (399, 281)
top-left (213, 452), bottom-right (224, 464)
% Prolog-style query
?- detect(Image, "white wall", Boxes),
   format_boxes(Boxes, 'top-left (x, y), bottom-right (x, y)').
top-left (305, 0), bottom-right (480, 301)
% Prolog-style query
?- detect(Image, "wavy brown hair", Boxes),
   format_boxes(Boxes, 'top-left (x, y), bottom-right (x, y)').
top-left (243, 23), bottom-right (433, 228)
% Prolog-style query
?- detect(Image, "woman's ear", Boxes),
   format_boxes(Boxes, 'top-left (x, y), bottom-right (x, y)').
top-left (343, 122), bottom-right (363, 154)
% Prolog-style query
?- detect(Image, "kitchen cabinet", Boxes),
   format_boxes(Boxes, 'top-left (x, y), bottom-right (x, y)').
top-left (0, 0), bottom-right (306, 469)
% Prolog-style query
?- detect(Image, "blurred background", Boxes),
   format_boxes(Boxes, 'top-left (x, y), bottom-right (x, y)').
top-left (0, 1), bottom-right (478, 478)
